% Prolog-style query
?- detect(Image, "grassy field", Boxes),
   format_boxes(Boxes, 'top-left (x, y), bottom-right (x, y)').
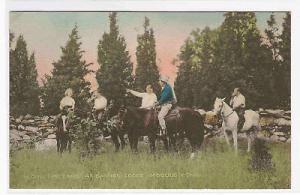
top-left (10, 137), bottom-right (290, 189)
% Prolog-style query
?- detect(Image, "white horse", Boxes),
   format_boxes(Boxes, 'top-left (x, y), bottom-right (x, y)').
top-left (213, 97), bottom-right (261, 153)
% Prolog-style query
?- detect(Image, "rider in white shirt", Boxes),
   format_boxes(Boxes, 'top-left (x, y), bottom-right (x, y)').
top-left (126, 84), bottom-right (157, 109)
top-left (230, 87), bottom-right (246, 130)
top-left (93, 91), bottom-right (108, 121)
top-left (59, 88), bottom-right (75, 111)
top-left (59, 88), bottom-right (75, 132)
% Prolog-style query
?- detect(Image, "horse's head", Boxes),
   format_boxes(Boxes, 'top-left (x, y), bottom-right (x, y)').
top-left (213, 97), bottom-right (226, 115)
top-left (117, 105), bottom-right (128, 129)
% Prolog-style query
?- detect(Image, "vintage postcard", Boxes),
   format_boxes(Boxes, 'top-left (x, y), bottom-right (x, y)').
top-left (8, 10), bottom-right (291, 190)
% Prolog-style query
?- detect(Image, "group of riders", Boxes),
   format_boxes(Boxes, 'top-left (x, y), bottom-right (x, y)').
top-left (59, 75), bottom-right (247, 137)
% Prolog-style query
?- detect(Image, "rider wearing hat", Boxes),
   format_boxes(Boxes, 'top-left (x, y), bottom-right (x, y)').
top-left (156, 75), bottom-right (177, 136)
top-left (230, 87), bottom-right (246, 130)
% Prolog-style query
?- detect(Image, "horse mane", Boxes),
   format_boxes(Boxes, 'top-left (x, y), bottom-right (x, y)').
top-left (126, 106), bottom-right (150, 119)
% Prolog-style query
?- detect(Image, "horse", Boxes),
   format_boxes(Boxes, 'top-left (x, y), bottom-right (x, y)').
top-left (118, 106), bottom-right (205, 158)
top-left (95, 101), bottom-right (126, 152)
top-left (56, 107), bottom-right (73, 154)
top-left (213, 97), bottom-right (261, 153)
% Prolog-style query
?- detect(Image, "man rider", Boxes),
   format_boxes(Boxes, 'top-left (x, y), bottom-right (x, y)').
top-left (155, 75), bottom-right (177, 136)
top-left (230, 87), bottom-right (246, 131)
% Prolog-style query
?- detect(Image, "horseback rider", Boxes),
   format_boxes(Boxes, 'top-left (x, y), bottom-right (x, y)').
top-left (58, 88), bottom-right (75, 132)
top-left (92, 90), bottom-right (108, 121)
top-left (155, 75), bottom-right (177, 136)
top-left (230, 87), bottom-right (245, 130)
top-left (126, 84), bottom-right (157, 109)
top-left (59, 88), bottom-right (75, 114)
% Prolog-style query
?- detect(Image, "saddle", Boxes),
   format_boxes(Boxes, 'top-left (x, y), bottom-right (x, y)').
top-left (165, 107), bottom-right (181, 119)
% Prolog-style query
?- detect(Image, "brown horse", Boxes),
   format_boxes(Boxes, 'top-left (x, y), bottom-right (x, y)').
top-left (118, 106), bottom-right (205, 156)
top-left (56, 108), bottom-right (72, 154)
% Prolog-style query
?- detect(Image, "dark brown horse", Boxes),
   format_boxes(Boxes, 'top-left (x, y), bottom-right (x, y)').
top-left (96, 101), bottom-right (126, 152)
top-left (56, 107), bottom-right (72, 154)
top-left (118, 106), bottom-right (205, 156)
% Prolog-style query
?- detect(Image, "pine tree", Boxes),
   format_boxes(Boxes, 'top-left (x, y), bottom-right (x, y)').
top-left (174, 37), bottom-right (194, 107)
top-left (10, 35), bottom-right (40, 116)
top-left (278, 12), bottom-right (291, 108)
top-left (212, 12), bottom-right (273, 109)
top-left (96, 12), bottom-right (133, 109)
top-left (263, 13), bottom-right (282, 107)
top-left (42, 25), bottom-right (92, 115)
top-left (175, 27), bottom-right (217, 109)
top-left (135, 17), bottom-right (160, 94)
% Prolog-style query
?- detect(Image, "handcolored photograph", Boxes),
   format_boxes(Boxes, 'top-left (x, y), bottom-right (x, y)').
top-left (9, 11), bottom-right (290, 189)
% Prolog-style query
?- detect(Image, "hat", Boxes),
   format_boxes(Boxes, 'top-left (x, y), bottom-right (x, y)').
top-left (159, 75), bottom-right (169, 83)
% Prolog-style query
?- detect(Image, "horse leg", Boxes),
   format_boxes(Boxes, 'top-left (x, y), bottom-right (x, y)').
top-left (223, 127), bottom-right (230, 146)
top-left (119, 133), bottom-right (126, 150)
top-left (170, 134), bottom-right (177, 152)
top-left (148, 134), bottom-right (156, 153)
top-left (232, 129), bottom-right (238, 153)
top-left (128, 134), bottom-right (134, 151)
top-left (133, 136), bottom-right (138, 153)
top-left (56, 137), bottom-right (60, 153)
top-left (161, 134), bottom-right (169, 152)
top-left (111, 133), bottom-right (120, 152)
top-left (68, 137), bottom-right (72, 153)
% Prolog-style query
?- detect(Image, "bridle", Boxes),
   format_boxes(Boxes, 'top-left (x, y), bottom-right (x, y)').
top-left (220, 101), bottom-right (234, 120)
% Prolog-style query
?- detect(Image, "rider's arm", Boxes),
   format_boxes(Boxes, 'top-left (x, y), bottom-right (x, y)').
top-left (71, 98), bottom-right (75, 110)
top-left (129, 89), bottom-right (145, 98)
top-left (59, 98), bottom-right (64, 110)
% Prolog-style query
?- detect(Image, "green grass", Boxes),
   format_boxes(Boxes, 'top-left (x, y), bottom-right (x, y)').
top-left (10, 138), bottom-right (290, 189)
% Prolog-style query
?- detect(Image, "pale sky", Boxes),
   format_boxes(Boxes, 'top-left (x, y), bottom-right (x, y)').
top-left (9, 12), bottom-right (286, 89)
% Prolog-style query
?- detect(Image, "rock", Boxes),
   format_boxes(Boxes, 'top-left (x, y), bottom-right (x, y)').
top-left (25, 126), bottom-right (39, 133)
top-left (42, 116), bottom-right (49, 122)
top-left (24, 114), bottom-right (32, 120)
top-left (278, 136), bottom-right (287, 142)
top-left (274, 131), bottom-right (285, 137)
top-left (10, 124), bottom-right (16, 129)
top-left (18, 125), bottom-right (25, 131)
top-left (15, 116), bottom-right (24, 123)
top-left (22, 119), bottom-right (35, 125)
top-left (286, 138), bottom-right (291, 143)
top-left (47, 134), bottom-right (56, 139)
top-left (269, 135), bottom-right (279, 142)
top-left (10, 133), bottom-right (22, 141)
top-left (265, 109), bottom-right (285, 115)
top-left (22, 134), bottom-right (31, 140)
top-left (35, 139), bottom-right (57, 151)
top-left (274, 118), bottom-right (291, 126)
top-left (10, 129), bottom-right (20, 135)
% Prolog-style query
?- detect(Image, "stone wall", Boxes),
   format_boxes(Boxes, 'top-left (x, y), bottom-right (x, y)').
top-left (199, 109), bottom-right (291, 143)
top-left (9, 109), bottom-right (291, 151)
top-left (10, 114), bottom-right (58, 151)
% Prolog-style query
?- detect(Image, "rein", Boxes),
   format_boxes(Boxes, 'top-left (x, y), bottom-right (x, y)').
top-left (220, 101), bottom-right (234, 119)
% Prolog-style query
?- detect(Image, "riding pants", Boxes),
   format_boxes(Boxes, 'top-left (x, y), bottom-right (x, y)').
top-left (158, 103), bottom-right (172, 130)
